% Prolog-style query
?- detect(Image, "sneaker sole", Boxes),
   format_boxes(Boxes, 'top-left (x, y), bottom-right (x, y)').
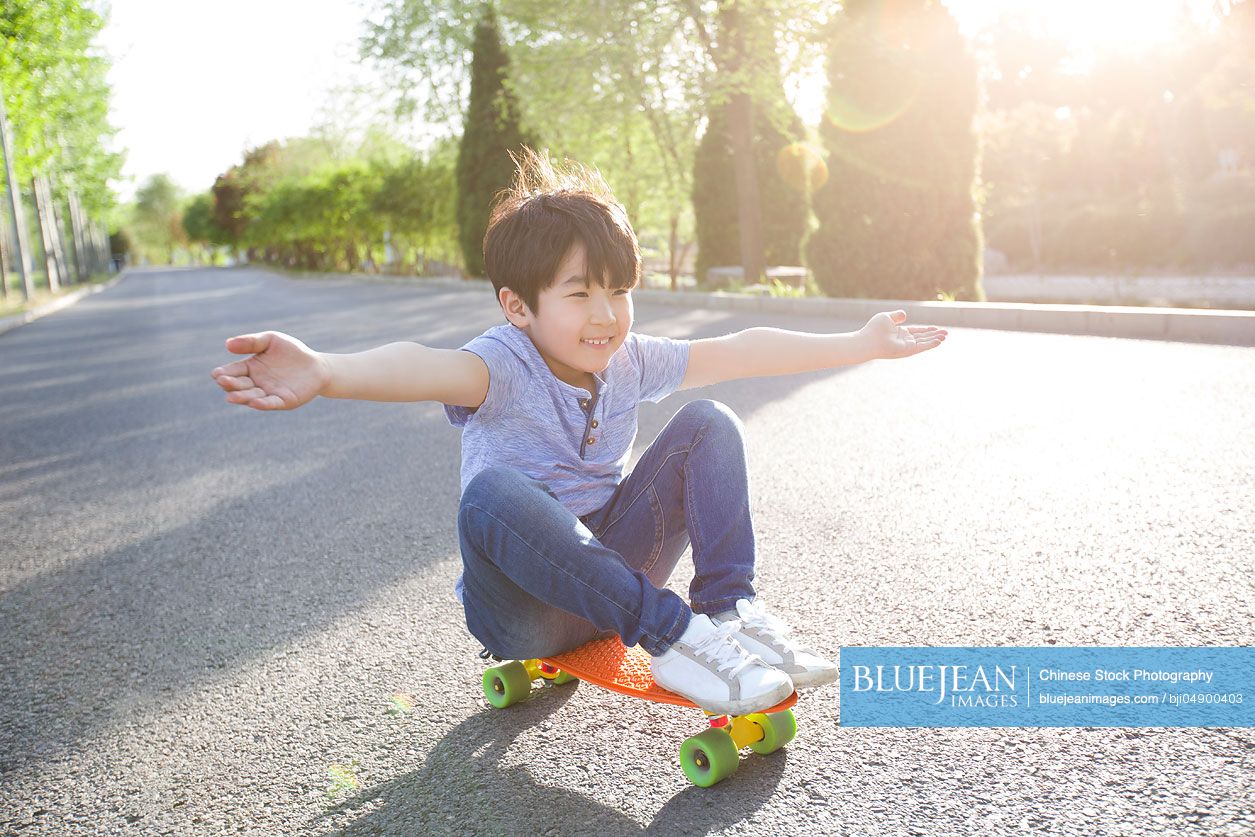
top-left (675, 678), bottom-right (795, 716)
top-left (786, 667), bottom-right (839, 689)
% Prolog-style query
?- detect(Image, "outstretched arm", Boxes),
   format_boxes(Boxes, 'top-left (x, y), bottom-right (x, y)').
top-left (677, 310), bottom-right (947, 391)
top-left (211, 331), bottom-right (490, 409)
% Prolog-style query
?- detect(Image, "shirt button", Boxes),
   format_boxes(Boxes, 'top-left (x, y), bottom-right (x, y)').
top-left (579, 399), bottom-right (589, 409)
top-left (586, 436), bottom-right (596, 445)
top-left (590, 420), bottom-right (598, 428)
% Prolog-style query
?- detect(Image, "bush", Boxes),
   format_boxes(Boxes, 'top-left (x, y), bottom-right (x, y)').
top-left (1186, 204), bottom-right (1255, 269)
top-left (1045, 205), bottom-right (1187, 270)
top-left (806, 0), bottom-right (982, 301)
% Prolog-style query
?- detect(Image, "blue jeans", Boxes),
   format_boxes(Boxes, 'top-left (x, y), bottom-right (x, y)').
top-left (457, 399), bottom-right (758, 658)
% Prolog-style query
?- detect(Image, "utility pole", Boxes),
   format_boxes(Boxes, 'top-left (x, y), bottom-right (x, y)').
top-left (0, 83), bottom-right (34, 301)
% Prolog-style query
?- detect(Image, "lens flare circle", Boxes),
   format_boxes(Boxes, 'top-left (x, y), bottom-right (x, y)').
top-left (776, 144), bottom-right (829, 192)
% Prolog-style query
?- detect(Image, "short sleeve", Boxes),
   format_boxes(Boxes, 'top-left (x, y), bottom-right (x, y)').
top-left (443, 333), bottom-right (526, 427)
top-left (628, 331), bottom-right (690, 404)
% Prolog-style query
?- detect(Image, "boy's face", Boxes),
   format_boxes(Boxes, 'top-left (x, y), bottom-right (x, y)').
top-left (499, 240), bottom-right (634, 392)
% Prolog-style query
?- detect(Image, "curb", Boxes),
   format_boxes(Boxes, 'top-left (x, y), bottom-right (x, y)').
top-left (0, 271), bottom-right (128, 337)
top-left (258, 267), bottom-right (1255, 347)
top-left (631, 290), bottom-right (1255, 347)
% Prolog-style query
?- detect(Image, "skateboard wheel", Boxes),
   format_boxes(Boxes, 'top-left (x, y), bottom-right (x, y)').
top-left (482, 661), bottom-right (532, 709)
top-left (679, 728), bottom-right (739, 787)
top-left (746, 709), bottom-right (797, 755)
top-left (551, 670), bottom-right (577, 685)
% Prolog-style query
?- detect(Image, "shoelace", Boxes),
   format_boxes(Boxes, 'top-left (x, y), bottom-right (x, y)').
top-left (691, 620), bottom-right (763, 679)
top-left (738, 599), bottom-right (820, 656)
top-left (737, 598), bottom-right (792, 640)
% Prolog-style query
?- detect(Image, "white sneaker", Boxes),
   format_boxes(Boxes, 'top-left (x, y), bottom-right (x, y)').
top-left (710, 598), bottom-right (838, 688)
top-left (650, 613), bottom-right (794, 715)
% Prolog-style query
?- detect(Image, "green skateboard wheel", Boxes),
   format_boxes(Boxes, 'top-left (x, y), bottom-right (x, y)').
top-left (746, 709), bottom-right (797, 755)
top-left (482, 661), bottom-right (532, 709)
top-left (680, 727), bottom-right (740, 787)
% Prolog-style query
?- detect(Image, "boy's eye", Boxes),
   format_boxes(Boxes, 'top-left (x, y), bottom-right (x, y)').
top-left (569, 290), bottom-right (632, 297)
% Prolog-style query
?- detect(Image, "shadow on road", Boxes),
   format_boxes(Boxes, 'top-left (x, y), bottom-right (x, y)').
top-left (318, 680), bottom-right (790, 835)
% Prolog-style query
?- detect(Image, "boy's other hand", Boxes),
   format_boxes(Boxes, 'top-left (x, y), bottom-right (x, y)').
top-left (859, 310), bottom-right (948, 360)
top-left (210, 331), bottom-right (331, 410)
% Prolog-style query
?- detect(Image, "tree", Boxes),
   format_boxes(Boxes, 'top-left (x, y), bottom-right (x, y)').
top-left (1, 0), bottom-right (122, 297)
top-left (693, 87), bottom-right (808, 286)
top-left (132, 174), bottom-right (185, 264)
top-left (361, 0), bottom-right (834, 287)
top-left (181, 192), bottom-right (220, 264)
top-left (455, 4), bottom-right (537, 277)
top-left (370, 139), bottom-right (459, 273)
top-left (0, 0), bottom-right (121, 211)
top-left (807, 0), bottom-right (982, 301)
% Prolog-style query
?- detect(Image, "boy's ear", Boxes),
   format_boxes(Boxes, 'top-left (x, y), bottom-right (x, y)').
top-left (499, 286), bottom-right (531, 326)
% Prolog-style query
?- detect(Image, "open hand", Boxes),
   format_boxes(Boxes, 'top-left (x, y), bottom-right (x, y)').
top-left (210, 331), bottom-right (330, 410)
top-left (859, 310), bottom-right (948, 360)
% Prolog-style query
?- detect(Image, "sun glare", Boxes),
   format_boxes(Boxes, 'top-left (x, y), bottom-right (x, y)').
top-left (788, 0), bottom-right (1229, 125)
top-left (944, 0), bottom-right (1225, 53)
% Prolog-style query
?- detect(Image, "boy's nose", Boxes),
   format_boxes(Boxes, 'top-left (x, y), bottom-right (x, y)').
top-left (590, 303), bottom-right (616, 323)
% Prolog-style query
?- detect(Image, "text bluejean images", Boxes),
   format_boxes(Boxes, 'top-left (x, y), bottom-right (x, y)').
top-left (840, 647), bottom-right (1254, 727)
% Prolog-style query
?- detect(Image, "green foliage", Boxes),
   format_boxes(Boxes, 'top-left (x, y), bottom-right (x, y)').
top-left (0, 0), bottom-right (122, 216)
top-left (371, 138), bottom-right (459, 271)
top-left (242, 160), bottom-right (384, 271)
top-left (202, 132), bottom-right (460, 273)
top-left (456, 5), bottom-right (538, 277)
top-left (181, 193), bottom-right (216, 246)
top-left (693, 93), bottom-right (809, 286)
top-left (361, 1), bottom-right (837, 283)
top-left (766, 277), bottom-right (806, 298)
top-left (807, 0), bottom-right (982, 301)
top-left (132, 174), bottom-right (186, 263)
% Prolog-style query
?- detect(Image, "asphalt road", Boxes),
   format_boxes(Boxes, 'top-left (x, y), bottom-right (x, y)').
top-left (1, 267), bottom-right (1252, 835)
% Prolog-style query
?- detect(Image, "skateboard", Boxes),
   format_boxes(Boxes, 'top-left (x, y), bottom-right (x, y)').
top-left (480, 636), bottom-right (799, 787)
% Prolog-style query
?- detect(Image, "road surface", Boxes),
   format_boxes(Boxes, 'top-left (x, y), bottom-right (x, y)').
top-left (1, 267), bottom-right (1251, 834)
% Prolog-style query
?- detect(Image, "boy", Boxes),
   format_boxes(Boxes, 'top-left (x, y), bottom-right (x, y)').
top-left (210, 148), bottom-right (947, 715)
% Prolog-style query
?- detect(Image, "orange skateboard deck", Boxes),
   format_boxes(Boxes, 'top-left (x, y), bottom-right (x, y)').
top-left (542, 636), bottom-right (798, 713)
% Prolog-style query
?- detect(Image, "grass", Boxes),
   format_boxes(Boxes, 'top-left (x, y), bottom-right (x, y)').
top-left (0, 270), bottom-right (116, 318)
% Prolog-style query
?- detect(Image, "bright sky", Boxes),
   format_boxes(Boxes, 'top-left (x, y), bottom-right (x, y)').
top-left (99, 0), bottom-right (1224, 204)
top-left (99, 0), bottom-right (377, 202)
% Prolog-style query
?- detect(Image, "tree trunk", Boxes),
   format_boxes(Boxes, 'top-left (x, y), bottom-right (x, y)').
top-left (0, 201), bottom-right (9, 301)
top-left (668, 214), bottom-right (680, 291)
top-left (723, 2), bottom-right (764, 286)
top-left (0, 91), bottom-right (34, 301)
top-left (67, 191), bottom-right (87, 282)
top-left (32, 176), bottom-right (61, 293)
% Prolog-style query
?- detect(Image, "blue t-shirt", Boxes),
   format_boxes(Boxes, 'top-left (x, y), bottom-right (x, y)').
top-left (444, 323), bottom-right (691, 602)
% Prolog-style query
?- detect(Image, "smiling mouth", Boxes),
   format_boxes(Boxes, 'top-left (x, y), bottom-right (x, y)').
top-left (581, 337), bottom-right (613, 346)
